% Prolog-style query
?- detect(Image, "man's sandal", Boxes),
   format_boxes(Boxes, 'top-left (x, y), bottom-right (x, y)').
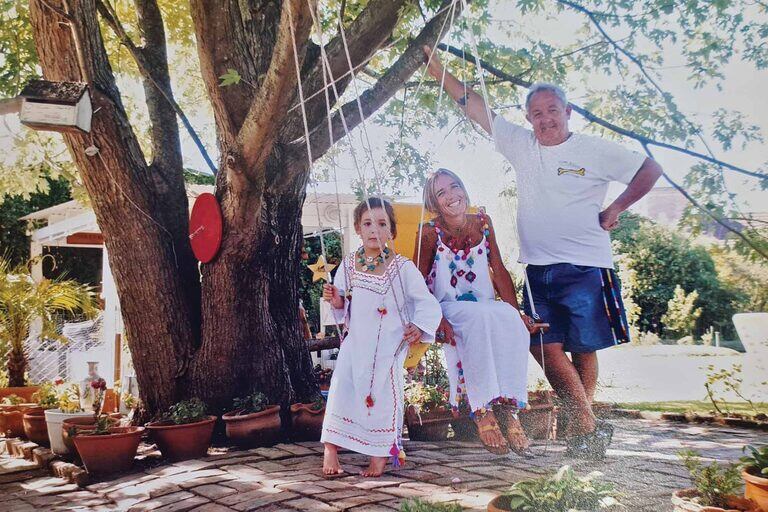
top-left (473, 410), bottom-right (510, 455)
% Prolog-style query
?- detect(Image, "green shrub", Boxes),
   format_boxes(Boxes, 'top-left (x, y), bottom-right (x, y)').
top-left (165, 398), bottom-right (207, 425)
top-left (679, 449), bottom-right (742, 508)
top-left (739, 444), bottom-right (768, 477)
top-left (399, 499), bottom-right (464, 512)
top-left (232, 392), bottom-right (268, 415)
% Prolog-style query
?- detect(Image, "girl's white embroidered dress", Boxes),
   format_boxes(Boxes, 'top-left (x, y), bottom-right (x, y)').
top-left (321, 253), bottom-right (441, 457)
top-left (427, 223), bottom-right (530, 411)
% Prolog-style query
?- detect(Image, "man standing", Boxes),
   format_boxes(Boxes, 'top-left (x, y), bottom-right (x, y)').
top-left (424, 46), bottom-right (662, 458)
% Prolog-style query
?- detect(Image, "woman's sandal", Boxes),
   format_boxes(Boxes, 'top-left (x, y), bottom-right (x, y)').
top-left (495, 407), bottom-right (535, 459)
top-left (473, 410), bottom-right (510, 455)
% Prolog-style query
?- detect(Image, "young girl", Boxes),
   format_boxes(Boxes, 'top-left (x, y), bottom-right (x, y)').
top-left (321, 197), bottom-right (442, 477)
top-left (416, 169), bottom-right (541, 456)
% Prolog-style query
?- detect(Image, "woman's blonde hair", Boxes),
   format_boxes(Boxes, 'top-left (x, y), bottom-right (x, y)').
top-left (423, 168), bottom-right (470, 214)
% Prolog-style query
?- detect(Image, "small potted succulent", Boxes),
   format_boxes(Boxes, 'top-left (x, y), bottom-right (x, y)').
top-left (222, 392), bottom-right (281, 446)
top-left (487, 465), bottom-right (622, 512)
top-left (22, 381), bottom-right (59, 445)
top-left (43, 379), bottom-right (93, 455)
top-left (0, 394), bottom-right (37, 438)
top-left (672, 450), bottom-right (759, 512)
top-left (146, 398), bottom-right (215, 461)
top-left (739, 444), bottom-right (768, 511)
top-left (290, 395), bottom-right (326, 441)
top-left (71, 414), bottom-right (144, 475)
top-left (405, 382), bottom-right (452, 441)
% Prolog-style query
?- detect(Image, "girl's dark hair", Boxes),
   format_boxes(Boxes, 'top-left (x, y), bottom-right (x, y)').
top-left (353, 197), bottom-right (397, 238)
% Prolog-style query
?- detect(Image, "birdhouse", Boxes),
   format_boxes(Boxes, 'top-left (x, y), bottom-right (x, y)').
top-left (19, 80), bottom-right (92, 134)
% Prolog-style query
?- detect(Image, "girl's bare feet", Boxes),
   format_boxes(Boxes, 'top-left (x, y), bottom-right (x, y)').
top-left (322, 443), bottom-right (343, 477)
top-left (361, 456), bottom-right (388, 477)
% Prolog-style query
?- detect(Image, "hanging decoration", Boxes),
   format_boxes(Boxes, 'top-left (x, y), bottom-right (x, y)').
top-left (188, 192), bottom-right (223, 263)
top-left (307, 255), bottom-right (336, 283)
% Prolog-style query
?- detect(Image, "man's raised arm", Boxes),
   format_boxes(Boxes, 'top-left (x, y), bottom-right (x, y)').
top-left (423, 46), bottom-right (495, 135)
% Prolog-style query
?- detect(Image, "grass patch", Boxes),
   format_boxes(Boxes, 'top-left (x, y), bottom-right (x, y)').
top-left (617, 401), bottom-right (768, 415)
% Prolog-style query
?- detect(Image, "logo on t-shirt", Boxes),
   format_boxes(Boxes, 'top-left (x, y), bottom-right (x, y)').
top-left (557, 166), bottom-right (586, 177)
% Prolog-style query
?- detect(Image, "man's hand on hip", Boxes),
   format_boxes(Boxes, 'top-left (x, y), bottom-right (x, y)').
top-left (599, 205), bottom-right (622, 231)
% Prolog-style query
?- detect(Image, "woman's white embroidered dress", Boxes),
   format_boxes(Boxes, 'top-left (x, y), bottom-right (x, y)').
top-left (321, 253), bottom-right (441, 457)
top-left (428, 229), bottom-right (530, 411)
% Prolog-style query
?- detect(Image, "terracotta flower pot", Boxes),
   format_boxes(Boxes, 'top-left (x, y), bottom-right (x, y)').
top-left (45, 409), bottom-right (95, 456)
top-left (146, 416), bottom-right (216, 461)
top-left (519, 404), bottom-right (557, 440)
top-left (487, 495), bottom-right (514, 512)
top-left (450, 415), bottom-right (479, 441)
top-left (0, 386), bottom-right (40, 403)
top-left (222, 406), bottom-right (281, 446)
top-left (22, 407), bottom-right (50, 446)
top-left (290, 403), bottom-right (325, 441)
top-left (671, 489), bottom-right (760, 512)
top-left (405, 405), bottom-right (452, 441)
top-left (0, 403), bottom-right (36, 438)
top-left (742, 469), bottom-right (768, 512)
top-left (73, 426), bottom-right (144, 475)
top-left (61, 414), bottom-right (123, 457)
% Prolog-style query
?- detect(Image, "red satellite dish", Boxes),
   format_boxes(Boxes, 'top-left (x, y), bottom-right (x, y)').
top-left (189, 193), bottom-right (223, 263)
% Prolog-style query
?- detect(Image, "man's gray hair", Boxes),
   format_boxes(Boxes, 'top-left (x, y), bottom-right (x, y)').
top-left (525, 82), bottom-right (568, 109)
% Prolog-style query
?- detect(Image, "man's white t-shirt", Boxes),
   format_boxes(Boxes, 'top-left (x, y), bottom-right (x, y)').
top-left (493, 115), bottom-right (646, 269)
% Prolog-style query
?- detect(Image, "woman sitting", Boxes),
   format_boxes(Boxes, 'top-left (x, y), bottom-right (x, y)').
top-left (415, 168), bottom-right (538, 456)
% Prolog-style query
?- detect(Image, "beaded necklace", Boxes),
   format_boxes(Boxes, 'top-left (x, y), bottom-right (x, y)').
top-left (432, 212), bottom-right (491, 302)
top-left (356, 246), bottom-right (391, 272)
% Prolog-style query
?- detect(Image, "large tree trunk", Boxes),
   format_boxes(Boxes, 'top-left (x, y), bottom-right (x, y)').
top-left (26, 0), bottom-right (457, 420)
top-left (190, 155), bottom-right (318, 410)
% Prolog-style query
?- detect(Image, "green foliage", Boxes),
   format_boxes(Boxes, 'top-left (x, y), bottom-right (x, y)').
top-left (704, 364), bottom-right (759, 416)
top-left (32, 382), bottom-right (59, 409)
top-left (662, 285), bottom-right (701, 338)
top-left (232, 392), bottom-right (268, 415)
top-left (404, 382), bottom-right (450, 415)
top-left (183, 168), bottom-right (215, 185)
top-left (0, 258), bottom-right (98, 386)
top-left (0, 177), bottom-right (72, 265)
top-left (399, 499), bottom-right (464, 512)
top-left (739, 445), bottom-right (768, 477)
top-left (300, 232), bottom-right (342, 334)
top-left (678, 450), bottom-right (743, 508)
top-left (165, 398), bottom-right (208, 425)
top-left (614, 218), bottom-right (741, 337)
top-left (503, 465), bottom-right (622, 511)
top-left (1, 393), bottom-right (23, 405)
top-left (218, 68), bottom-right (242, 87)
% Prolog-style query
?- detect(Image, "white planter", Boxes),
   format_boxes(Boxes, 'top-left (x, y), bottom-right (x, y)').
top-left (44, 409), bottom-right (93, 456)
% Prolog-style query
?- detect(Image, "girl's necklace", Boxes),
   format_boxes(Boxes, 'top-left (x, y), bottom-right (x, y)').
top-left (356, 246), bottom-right (391, 272)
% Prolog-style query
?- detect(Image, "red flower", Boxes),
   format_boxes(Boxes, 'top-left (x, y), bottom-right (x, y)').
top-left (54, 378), bottom-right (64, 386)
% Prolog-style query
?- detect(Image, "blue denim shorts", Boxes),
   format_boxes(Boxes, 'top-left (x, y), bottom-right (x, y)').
top-left (522, 263), bottom-right (630, 353)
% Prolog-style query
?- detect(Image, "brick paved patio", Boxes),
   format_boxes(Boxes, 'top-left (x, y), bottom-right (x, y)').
top-left (0, 418), bottom-right (763, 512)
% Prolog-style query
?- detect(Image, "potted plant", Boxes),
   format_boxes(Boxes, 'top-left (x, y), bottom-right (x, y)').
top-left (290, 396), bottom-right (325, 441)
top-left (0, 257), bottom-right (97, 388)
top-left (146, 398), bottom-right (215, 461)
top-left (70, 413), bottom-right (143, 475)
top-left (0, 394), bottom-right (37, 438)
top-left (520, 380), bottom-right (557, 440)
top-left (222, 392), bottom-right (281, 446)
top-left (672, 450), bottom-right (760, 512)
top-left (61, 378), bottom-right (122, 456)
top-left (405, 382), bottom-right (452, 441)
top-left (22, 382), bottom-right (59, 445)
top-left (487, 465), bottom-right (622, 511)
top-left (44, 379), bottom-right (93, 456)
top-left (739, 445), bottom-right (768, 511)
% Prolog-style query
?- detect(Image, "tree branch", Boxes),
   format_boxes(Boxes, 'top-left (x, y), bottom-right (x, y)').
top-left (96, 0), bottom-right (217, 174)
top-left (281, 0), bottom-right (408, 144)
top-left (439, 44), bottom-right (768, 182)
top-left (235, 0), bottom-right (314, 175)
top-left (643, 145), bottom-right (768, 261)
top-left (307, 0), bottom-right (462, 160)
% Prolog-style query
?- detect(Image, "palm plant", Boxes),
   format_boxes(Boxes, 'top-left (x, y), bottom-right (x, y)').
top-left (0, 257), bottom-right (97, 386)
